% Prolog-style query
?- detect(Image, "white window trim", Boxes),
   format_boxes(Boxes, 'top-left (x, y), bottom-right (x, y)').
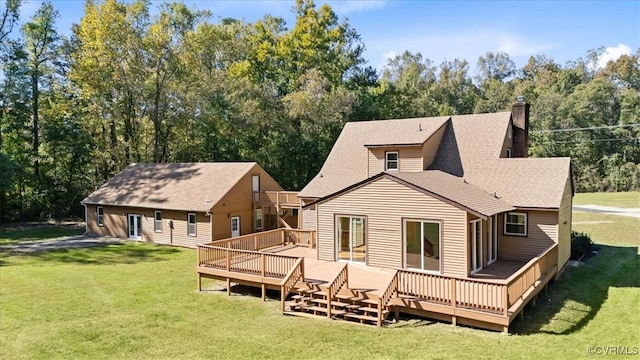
top-left (255, 208), bottom-right (263, 231)
top-left (97, 206), bottom-right (104, 227)
top-left (470, 219), bottom-right (483, 274)
top-left (403, 218), bottom-right (442, 274)
top-left (507, 123), bottom-right (513, 139)
top-left (504, 212), bottom-right (528, 236)
top-left (188, 213), bottom-right (197, 237)
top-left (385, 151), bottom-right (399, 171)
top-left (488, 215), bottom-right (498, 265)
top-left (154, 210), bottom-right (162, 233)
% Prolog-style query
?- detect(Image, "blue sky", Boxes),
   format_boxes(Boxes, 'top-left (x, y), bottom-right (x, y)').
top-left (17, 0), bottom-right (640, 72)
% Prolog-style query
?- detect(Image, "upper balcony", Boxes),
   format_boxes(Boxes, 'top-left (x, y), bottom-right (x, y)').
top-left (253, 191), bottom-right (301, 209)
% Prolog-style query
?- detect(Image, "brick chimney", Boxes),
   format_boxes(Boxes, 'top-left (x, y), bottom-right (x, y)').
top-left (512, 97), bottom-right (530, 158)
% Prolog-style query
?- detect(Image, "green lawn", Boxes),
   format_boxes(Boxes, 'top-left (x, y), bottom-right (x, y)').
top-left (0, 224), bottom-right (84, 245)
top-left (1, 195), bottom-right (638, 359)
top-left (574, 191), bottom-right (640, 208)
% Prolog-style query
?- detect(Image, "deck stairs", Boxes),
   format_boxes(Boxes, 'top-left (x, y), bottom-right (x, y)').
top-left (284, 280), bottom-right (392, 327)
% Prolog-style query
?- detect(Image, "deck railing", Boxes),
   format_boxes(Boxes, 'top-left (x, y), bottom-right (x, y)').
top-left (286, 229), bottom-right (316, 247)
top-left (326, 263), bottom-right (349, 318)
top-left (396, 243), bottom-right (559, 316)
top-left (207, 229), bottom-right (285, 251)
top-left (197, 245), bottom-right (300, 278)
top-left (378, 270), bottom-right (399, 327)
top-left (280, 257), bottom-right (305, 311)
top-left (504, 244), bottom-right (558, 313)
top-left (253, 191), bottom-right (301, 207)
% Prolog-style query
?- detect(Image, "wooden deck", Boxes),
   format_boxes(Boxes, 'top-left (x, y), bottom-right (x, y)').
top-left (196, 229), bottom-right (558, 332)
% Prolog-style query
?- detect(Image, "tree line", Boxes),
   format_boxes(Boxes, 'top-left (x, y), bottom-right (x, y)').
top-left (1, 0), bottom-right (638, 222)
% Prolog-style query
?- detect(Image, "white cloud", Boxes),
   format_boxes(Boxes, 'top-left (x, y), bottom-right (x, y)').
top-left (368, 29), bottom-right (555, 72)
top-left (597, 43), bottom-right (632, 69)
top-left (382, 50), bottom-right (397, 60)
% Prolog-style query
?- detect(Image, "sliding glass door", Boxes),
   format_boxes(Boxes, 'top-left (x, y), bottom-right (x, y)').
top-left (336, 216), bottom-right (366, 263)
top-left (404, 220), bottom-right (441, 272)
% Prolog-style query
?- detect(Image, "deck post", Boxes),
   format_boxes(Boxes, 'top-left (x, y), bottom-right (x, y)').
top-left (502, 285), bottom-right (509, 317)
top-left (377, 300), bottom-right (382, 327)
top-left (281, 287), bottom-right (285, 312)
top-left (451, 278), bottom-right (456, 308)
top-left (327, 288), bottom-right (332, 318)
top-left (254, 235), bottom-right (258, 251)
top-left (226, 250), bottom-right (231, 271)
top-left (394, 306), bottom-right (399, 321)
top-left (502, 326), bottom-right (509, 334)
top-left (261, 284), bottom-right (266, 301)
top-left (452, 316), bottom-right (457, 327)
top-left (197, 273), bottom-right (201, 291)
top-left (261, 253), bottom-right (266, 277)
top-left (226, 278), bottom-right (231, 296)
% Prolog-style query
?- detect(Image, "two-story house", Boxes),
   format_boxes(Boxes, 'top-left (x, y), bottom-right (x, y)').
top-left (298, 100), bottom-right (572, 282)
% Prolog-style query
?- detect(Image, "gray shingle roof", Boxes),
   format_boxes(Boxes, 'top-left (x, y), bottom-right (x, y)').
top-left (464, 158), bottom-right (572, 209)
top-left (82, 162), bottom-right (264, 212)
top-left (390, 171), bottom-right (516, 217)
top-left (300, 110), bottom-right (571, 210)
top-left (298, 116), bottom-right (449, 198)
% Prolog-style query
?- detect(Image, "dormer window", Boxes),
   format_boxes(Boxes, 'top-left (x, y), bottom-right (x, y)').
top-left (385, 151), bottom-right (399, 171)
top-left (508, 124), bottom-right (513, 139)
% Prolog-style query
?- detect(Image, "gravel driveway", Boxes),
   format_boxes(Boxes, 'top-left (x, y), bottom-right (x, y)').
top-left (0, 234), bottom-right (122, 253)
top-left (573, 205), bottom-right (640, 218)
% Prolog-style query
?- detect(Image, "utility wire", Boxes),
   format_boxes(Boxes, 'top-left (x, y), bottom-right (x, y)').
top-left (531, 123), bottom-right (640, 133)
top-left (531, 137), bottom-right (640, 144)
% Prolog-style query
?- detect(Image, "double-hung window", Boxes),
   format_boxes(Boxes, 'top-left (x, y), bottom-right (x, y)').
top-left (504, 212), bottom-right (527, 236)
top-left (154, 211), bottom-right (162, 232)
top-left (255, 209), bottom-right (263, 231)
top-left (188, 213), bottom-right (197, 236)
top-left (97, 206), bottom-right (104, 226)
top-left (385, 151), bottom-right (399, 171)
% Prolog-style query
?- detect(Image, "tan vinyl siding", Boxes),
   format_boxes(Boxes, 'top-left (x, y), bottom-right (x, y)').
top-left (500, 210), bottom-right (557, 261)
top-left (422, 124), bottom-right (446, 169)
top-left (316, 178), bottom-right (468, 277)
top-left (85, 205), bottom-right (210, 247)
top-left (210, 164), bottom-right (282, 239)
top-left (158, 210), bottom-right (210, 248)
top-left (302, 207), bottom-right (317, 230)
top-left (212, 209), bottom-right (252, 240)
top-left (367, 146), bottom-right (424, 177)
top-left (557, 177), bottom-right (573, 269)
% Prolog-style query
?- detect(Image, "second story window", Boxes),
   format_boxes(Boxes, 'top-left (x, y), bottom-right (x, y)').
top-left (385, 151), bottom-right (399, 171)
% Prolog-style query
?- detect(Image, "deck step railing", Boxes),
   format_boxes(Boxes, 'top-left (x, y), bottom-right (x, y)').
top-left (326, 263), bottom-right (349, 318)
top-left (280, 258), bottom-right (305, 311)
top-left (377, 270), bottom-right (399, 327)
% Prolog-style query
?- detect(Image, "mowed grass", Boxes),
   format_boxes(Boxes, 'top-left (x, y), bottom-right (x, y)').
top-left (1, 194), bottom-right (638, 359)
top-left (0, 224), bottom-right (84, 245)
top-left (574, 191), bottom-right (640, 208)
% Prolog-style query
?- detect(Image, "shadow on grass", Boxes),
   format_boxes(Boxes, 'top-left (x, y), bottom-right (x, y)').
top-left (0, 242), bottom-right (183, 266)
top-left (511, 244), bottom-right (639, 335)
